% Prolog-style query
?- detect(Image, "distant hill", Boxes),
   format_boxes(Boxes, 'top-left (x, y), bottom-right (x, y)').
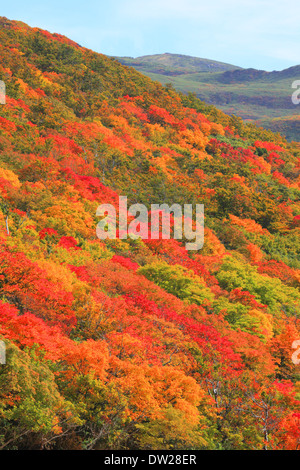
top-left (115, 53), bottom-right (242, 74)
top-left (1, 17), bottom-right (300, 451)
top-left (114, 53), bottom-right (300, 141)
top-left (217, 65), bottom-right (300, 83)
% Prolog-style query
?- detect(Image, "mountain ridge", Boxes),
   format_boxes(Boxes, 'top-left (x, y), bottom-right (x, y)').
top-left (114, 52), bottom-right (242, 74)
top-left (0, 17), bottom-right (299, 451)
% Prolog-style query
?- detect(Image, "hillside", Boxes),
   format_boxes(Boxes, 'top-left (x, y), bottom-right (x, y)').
top-left (115, 54), bottom-right (300, 142)
top-left (0, 17), bottom-right (300, 450)
top-left (115, 53), bottom-right (242, 74)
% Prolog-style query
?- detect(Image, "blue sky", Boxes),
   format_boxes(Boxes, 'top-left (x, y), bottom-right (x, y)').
top-left (1, 0), bottom-right (299, 71)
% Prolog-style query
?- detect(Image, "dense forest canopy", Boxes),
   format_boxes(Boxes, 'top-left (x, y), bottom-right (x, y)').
top-left (0, 17), bottom-right (299, 450)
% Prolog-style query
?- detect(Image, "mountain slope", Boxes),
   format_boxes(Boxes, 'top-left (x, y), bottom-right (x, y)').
top-left (115, 52), bottom-right (242, 74)
top-left (115, 53), bottom-right (300, 142)
top-left (0, 17), bottom-right (300, 450)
